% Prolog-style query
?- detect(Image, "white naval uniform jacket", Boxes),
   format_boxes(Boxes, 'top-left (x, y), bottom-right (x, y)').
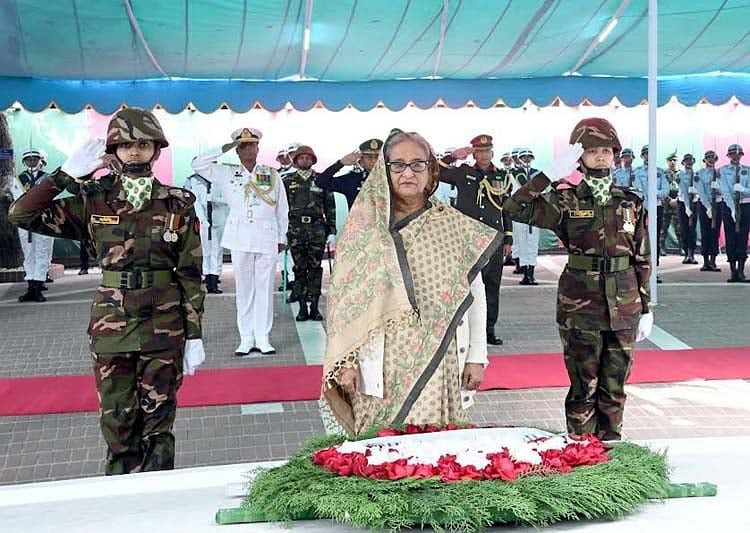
top-left (191, 148), bottom-right (289, 254)
top-left (357, 276), bottom-right (489, 409)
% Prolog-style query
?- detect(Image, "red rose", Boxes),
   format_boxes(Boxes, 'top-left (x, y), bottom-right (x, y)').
top-left (376, 428), bottom-right (402, 437)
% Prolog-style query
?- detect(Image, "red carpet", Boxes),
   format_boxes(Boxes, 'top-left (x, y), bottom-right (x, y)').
top-left (1, 346), bottom-right (749, 416)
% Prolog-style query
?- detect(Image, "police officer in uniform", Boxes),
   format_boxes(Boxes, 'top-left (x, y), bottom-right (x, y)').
top-left (184, 170), bottom-right (229, 293)
top-left (438, 134), bottom-right (513, 345)
top-left (696, 150), bottom-right (723, 272)
top-left (284, 145), bottom-right (336, 321)
top-left (717, 144), bottom-right (750, 282)
top-left (676, 154), bottom-right (699, 264)
top-left (192, 128), bottom-right (289, 354)
top-left (634, 145), bottom-right (667, 281)
top-left (504, 118), bottom-right (653, 441)
top-left (10, 108), bottom-right (206, 473)
top-left (11, 149), bottom-right (53, 302)
top-left (512, 148), bottom-right (542, 285)
top-left (613, 148), bottom-right (636, 188)
top-left (315, 138), bottom-right (383, 209)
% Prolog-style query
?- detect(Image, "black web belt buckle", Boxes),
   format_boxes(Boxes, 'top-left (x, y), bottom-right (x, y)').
top-left (119, 271), bottom-right (154, 289)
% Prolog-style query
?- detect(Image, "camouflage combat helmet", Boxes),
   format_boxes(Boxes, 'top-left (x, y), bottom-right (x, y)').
top-left (569, 117), bottom-right (622, 154)
top-left (106, 108), bottom-right (169, 153)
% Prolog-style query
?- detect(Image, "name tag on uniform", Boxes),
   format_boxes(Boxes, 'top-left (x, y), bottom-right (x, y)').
top-left (569, 210), bottom-right (594, 219)
top-left (465, 175), bottom-right (476, 181)
top-left (90, 214), bottom-right (120, 225)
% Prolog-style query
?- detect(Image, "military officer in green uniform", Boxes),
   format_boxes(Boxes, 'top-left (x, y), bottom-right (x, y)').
top-left (283, 145), bottom-right (336, 322)
top-left (438, 134), bottom-right (513, 345)
top-left (504, 118), bottom-right (653, 440)
top-left (9, 108), bottom-right (205, 473)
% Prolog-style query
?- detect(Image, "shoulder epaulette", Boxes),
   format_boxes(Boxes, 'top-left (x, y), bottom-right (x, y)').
top-left (622, 187), bottom-right (644, 200)
top-left (553, 179), bottom-right (574, 191)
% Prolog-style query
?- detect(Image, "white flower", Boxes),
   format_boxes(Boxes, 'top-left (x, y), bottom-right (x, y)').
top-left (535, 436), bottom-right (568, 452)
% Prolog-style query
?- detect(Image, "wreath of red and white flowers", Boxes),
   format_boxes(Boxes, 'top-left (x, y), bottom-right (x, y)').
top-left (312, 424), bottom-right (609, 483)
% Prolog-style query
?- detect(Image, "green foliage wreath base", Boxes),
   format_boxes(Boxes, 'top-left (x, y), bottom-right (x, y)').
top-left (243, 430), bottom-right (670, 532)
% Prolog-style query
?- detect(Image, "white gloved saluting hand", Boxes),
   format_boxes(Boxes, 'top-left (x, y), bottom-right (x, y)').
top-left (635, 312), bottom-right (654, 342)
top-left (61, 138), bottom-right (109, 179)
top-left (545, 143), bottom-right (584, 180)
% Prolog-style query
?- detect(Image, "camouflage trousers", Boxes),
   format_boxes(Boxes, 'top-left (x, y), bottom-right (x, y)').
top-left (91, 348), bottom-right (183, 475)
top-left (288, 223), bottom-right (327, 300)
top-left (559, 326), bottom-right (635, 440)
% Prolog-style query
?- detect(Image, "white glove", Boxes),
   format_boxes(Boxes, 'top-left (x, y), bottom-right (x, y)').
top-left (545, 143), bottom-right (584, 180)
top-left (326, 234), bottom-right (336, 245)
top-left (711, 181), bottom-right (721, 191)
top-left (685, 207), bottom-right (693, 218)
top-left (635, 312), bottom-right (654, 342)
top-left (688, 186), bottom-right (698, 194)
top-left (733, 183), bottom-right (748, 193)
top-left (184, 339), bottom-right (206, 375)
top-left (61, 138), bottom-right (107, 178)
top-left (706, 208), bottom-right (712, 219)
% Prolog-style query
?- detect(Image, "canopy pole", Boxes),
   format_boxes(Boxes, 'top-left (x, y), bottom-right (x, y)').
top-left (647, 0), bottom-right (658, 304)
top-left (432, 0), bottom-right (449, 78)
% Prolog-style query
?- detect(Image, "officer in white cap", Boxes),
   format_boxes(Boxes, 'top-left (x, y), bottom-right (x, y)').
top-left (718, 144), bottom-right (750, 282)
top-left (192, 128), bottom-right (289, 355)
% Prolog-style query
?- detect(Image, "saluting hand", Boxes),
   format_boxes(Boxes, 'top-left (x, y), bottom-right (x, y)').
top-left (340, 150), bottom-right (360, 166)
top-left (451, 146), bottom-right (473, 160)
top-left (61, 138), bottom-right (111, 179)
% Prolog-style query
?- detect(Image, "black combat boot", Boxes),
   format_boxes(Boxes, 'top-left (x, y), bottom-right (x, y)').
top-left (286, 282), bottom-right (299, 304)
top-left (486, 330), bottom-right (503, 346)
top-left (18, 281), bottom-right (35, 302)
top-left (709, 255), bottom-right (721, 272)
top-left (700, 255), bottom-right (711, 271)
top-left (519, 266), bottom-right (530, 285)
top-left (32, 280), bottom-right (46, 302)
top-left (527, 265), bottom-right (539, 285)
top-left (503, 254), bottom-right (514, 266)
top-left (687, 249), bottom-right (698, 264)
top-left (512, 258), bottom-right (522, 274)
top-left (727, 261), bottom-right (739, 283)
top-left (681, 252), bottom-right (690, 264)
top-left (738, 258), bottom-right (748, 282)
top-left (296, 302), bottom-right (309, 321)
top-left (308, 297), bottom-right (323, 321)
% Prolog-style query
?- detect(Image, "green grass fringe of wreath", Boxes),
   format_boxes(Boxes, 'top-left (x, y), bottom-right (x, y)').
top-left (243, 430), bottom-right (670, 532)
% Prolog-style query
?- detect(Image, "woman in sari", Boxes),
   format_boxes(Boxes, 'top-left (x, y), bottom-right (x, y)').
top-left (321, 129), bottom-right (503, 436)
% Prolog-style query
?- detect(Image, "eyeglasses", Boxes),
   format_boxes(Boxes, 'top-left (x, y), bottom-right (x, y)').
top-left (386, 160), bottom-right (428, 173)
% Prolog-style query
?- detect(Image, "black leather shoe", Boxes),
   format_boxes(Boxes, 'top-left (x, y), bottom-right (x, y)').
top-left (486, 333), bottom-right (503, 346)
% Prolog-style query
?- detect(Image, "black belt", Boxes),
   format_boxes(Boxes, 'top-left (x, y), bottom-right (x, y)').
top-left (290, 215), bottom-right (323, 224)
top-left (567, 254), bottom-right (631, 273)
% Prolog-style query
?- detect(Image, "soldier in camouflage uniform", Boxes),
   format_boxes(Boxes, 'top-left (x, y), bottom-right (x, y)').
top-left (662, 152), bottom-right (682, 257)
top-left (9, 108), bottom-right (205, 474)
top-left (283, 145), bottom-right (336, 321)
top-left (504, 118), bottom-right (653, 440)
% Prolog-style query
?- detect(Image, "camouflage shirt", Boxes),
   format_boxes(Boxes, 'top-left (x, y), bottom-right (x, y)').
top-left (283, 170), bottom-right (337, 231)
top-left (9, 170), bottom-right (205, 354)
top-left (504, 173), bottom-right (651, 331)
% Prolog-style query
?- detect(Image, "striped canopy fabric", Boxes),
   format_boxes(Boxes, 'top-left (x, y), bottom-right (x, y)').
top-left (1, 0), bottom-right (749, 111)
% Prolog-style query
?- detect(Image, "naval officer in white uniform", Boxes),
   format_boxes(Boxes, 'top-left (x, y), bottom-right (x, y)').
top-left (192, 128), bottom-right (289, 355)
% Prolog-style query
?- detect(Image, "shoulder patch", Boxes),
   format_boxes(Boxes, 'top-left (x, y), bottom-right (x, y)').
top-left (167, 186), bottom-right (196, 208)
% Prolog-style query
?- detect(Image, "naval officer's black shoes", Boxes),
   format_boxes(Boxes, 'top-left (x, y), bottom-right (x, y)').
top-left (486, 332), bottom-right (503, 346)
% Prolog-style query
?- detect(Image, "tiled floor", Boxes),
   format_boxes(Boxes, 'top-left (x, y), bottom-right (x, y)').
top-left (1, 254), bottom-right (748, 485)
